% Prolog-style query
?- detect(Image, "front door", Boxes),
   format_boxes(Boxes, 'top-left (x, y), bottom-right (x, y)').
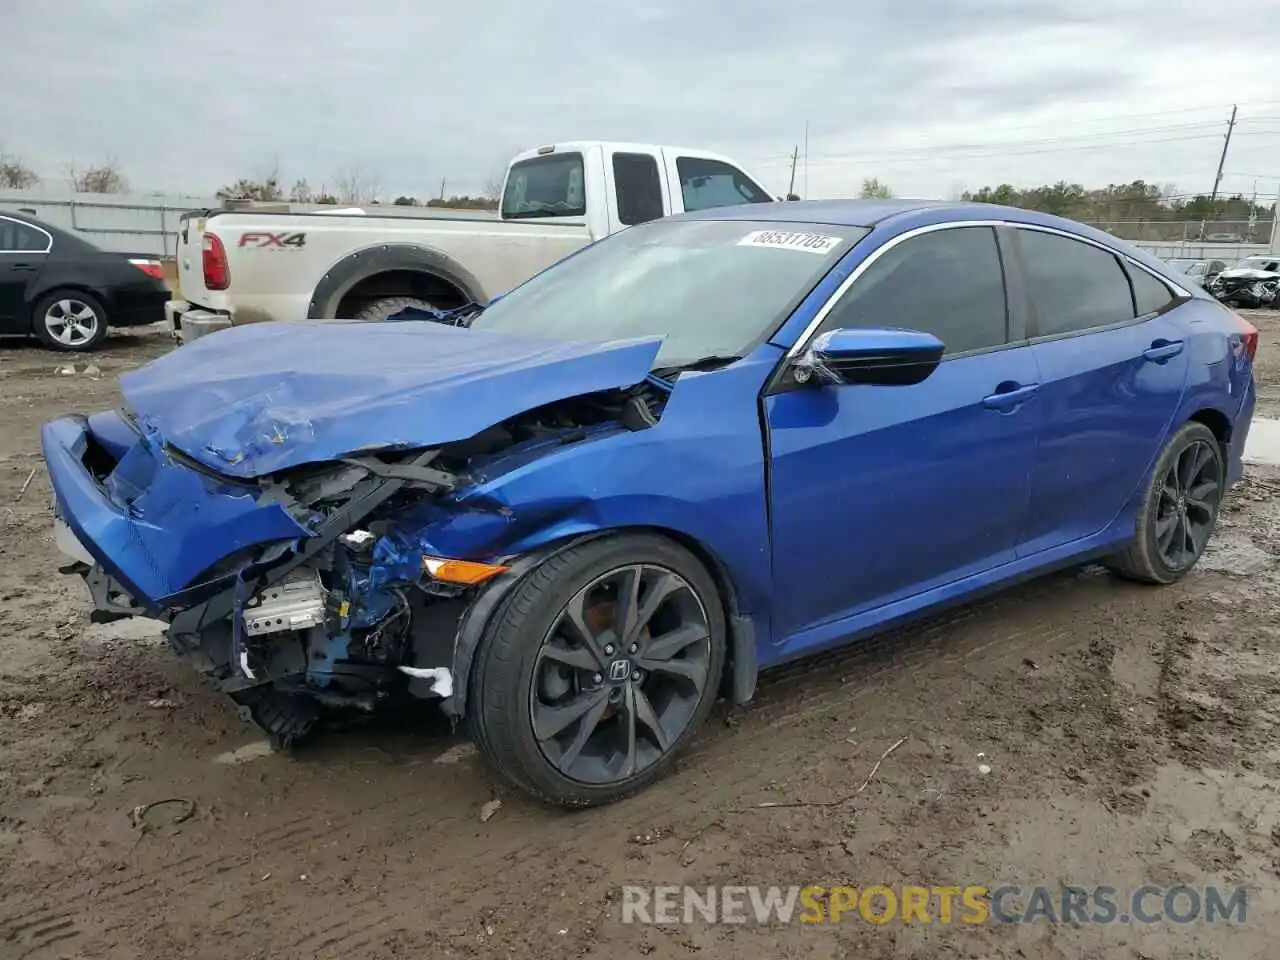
top-left (765, 224), bottom-right (1040, 647)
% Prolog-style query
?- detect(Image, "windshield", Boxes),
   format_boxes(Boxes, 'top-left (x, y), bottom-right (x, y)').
top-left (469, 218), bottom-right (867, 368)
top-left (501, 153), bottom-right (586, 219)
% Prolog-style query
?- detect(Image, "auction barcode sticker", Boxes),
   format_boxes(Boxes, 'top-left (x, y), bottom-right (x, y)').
top-left (737, 230), bottom-right (842, 254)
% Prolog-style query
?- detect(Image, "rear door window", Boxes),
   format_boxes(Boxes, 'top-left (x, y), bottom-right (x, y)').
top-left (675, 157), bottom-right (771, 212)
top-left (1016, 229), bottom-right (1135, 336)
top-left (0, 217), bottom-right (51, 252)
top-left (611, 153), bottom-right (664, 226)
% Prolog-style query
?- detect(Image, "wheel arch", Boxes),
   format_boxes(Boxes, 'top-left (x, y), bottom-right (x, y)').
top-left (444, 525), bottom-right (759, 721)
top-left (306, 243), bottom-right (487, 319)
top-left (1186, 405), bottom-right (1233, 449)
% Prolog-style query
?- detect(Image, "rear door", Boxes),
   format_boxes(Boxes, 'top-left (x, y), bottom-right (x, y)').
top-left (602, 150), bottom-right (669, 229)
top-left (0, 216), bottom-right (52, 331)
top-left (1010, 226), bottom-right (1190, 557)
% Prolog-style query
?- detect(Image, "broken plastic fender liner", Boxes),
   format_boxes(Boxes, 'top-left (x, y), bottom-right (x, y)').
top-left (422, 556), bottom-right (509, 585)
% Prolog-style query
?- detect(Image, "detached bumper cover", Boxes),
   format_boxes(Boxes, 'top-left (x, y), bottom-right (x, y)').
top-left (42, 413), bottom-right (311, 606)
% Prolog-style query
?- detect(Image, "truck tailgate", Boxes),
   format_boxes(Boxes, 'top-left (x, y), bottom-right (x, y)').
top-left (175, 212), bottom-right (211, 304)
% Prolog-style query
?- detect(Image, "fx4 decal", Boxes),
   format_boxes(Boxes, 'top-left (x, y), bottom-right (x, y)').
top-left (238, 231), bottom-right (307, 248)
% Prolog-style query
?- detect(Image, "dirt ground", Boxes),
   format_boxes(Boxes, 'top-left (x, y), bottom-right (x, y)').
top-left (2, 314), bottom-right (1280, 960)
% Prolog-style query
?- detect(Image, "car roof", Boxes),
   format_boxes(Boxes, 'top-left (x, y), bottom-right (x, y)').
top-left (665, 198), bottom-right (1188, 286)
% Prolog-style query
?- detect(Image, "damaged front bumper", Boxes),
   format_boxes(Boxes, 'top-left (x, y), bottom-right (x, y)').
top-left (43, 411), bottom-right (488, 744)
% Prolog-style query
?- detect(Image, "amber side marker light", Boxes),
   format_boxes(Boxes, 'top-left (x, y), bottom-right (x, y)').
top-left (422, 556), bottom-right (509, 585)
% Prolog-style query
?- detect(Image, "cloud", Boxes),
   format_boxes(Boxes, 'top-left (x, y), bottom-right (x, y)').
top-left (1, 0), bottom-right (1277, 202)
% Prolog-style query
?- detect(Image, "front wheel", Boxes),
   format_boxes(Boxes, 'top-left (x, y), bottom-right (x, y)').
top-left (470, 534), bottom-right (727, 807)
top-left (1107, 421), bottom-right (1225, 584)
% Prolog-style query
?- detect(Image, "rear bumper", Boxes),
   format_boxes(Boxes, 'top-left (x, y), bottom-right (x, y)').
top-left (168, 299), bottom-right (233, 344)
top-left (110, 290), bottom-right (171, 328)
top-left (41, 413), bottom-right (311, 606)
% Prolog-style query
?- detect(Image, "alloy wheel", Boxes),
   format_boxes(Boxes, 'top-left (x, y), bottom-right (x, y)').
top-left (1155, 438), bottom-right (1221, 571)
top-left (44, 299), bottom-right (101, 347)
top-left (529, 563), bottom-right (712, 785)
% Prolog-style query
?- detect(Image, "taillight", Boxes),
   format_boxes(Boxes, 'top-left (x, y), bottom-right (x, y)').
top-left (1231, 313), bottom-right (1259, 363)
top-left (203, 233), bottom-right (230, 290)
top-left (128, 257), bottom-right (166, 281)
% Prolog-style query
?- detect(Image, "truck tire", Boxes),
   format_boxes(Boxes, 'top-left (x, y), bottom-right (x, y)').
top-left (352, 296), bottom-right (438, 322)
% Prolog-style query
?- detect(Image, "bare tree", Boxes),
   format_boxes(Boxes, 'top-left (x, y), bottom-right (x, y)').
top-left (289, 178), bottom-right (314, 203)
top-left (0, 154), bottom-right (39, 189)
top-left (215, 159), bottom-right (287, 202)
top-left (482, 170), bottom-right (505, 202)
top-left (69, 158), bottom-right (128, 194)
top-left (859, 177), bottom-right (893, 200)
top-left (333, 165), bottom-right (382, 205)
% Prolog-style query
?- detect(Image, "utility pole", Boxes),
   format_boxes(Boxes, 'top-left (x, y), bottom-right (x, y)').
top-left (787, 145), bottom-right (799, 197)
top-left (803, 121), bottom-right (810, 198)
top-left (438, 177), bottom-right (446, 201)
top-left (1209, 104), bottom-right (1237, 206)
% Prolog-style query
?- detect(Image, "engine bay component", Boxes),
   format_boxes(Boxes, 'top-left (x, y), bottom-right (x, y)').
top-left (243, 570), bottom-right (327, 636)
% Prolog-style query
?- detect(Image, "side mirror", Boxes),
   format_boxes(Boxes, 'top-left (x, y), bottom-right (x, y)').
top-left (794, 327), bottom-right (944, 387)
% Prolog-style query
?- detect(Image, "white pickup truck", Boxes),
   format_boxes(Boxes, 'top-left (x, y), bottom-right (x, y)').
top-left (168, 141), bottom-right (781, 341)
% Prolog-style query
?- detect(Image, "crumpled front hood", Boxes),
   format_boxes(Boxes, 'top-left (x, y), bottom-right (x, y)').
top-left (121, 321), bottom-right (662, 479)
top-left (1219, 267), bottom-right (1280, 280)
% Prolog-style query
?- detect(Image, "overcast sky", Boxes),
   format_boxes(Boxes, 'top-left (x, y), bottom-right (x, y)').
top-left (2, 0), bottom-right (1278, 204)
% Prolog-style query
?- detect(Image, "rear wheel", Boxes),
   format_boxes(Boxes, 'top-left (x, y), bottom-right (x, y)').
top-left (470, 534), bottom-right (726, 807)
top-left (1107, 421), bottom-right (1224, 584)
top-left (351, 296), bottom-right (437, 322)
top-left (33, 290), bottom-right (109, 352)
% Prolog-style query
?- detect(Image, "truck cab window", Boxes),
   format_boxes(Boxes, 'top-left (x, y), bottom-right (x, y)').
top-left (612, 153), bottom-right (664, 226)
top-left (676, 157), bottom-right (771, 212)
top-left (501, 153), bottom-right (586, 219)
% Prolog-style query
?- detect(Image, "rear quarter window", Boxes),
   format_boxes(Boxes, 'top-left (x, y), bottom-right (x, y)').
top-left (1129, 266), bottom-right (1177, 315)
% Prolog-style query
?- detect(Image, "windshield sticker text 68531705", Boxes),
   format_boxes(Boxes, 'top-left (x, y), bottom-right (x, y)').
top-left (737, 230), bottom-right (842, 254)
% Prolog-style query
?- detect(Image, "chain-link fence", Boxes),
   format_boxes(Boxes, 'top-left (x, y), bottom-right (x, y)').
top-left (1082, 219), bottom-right (1276, 244)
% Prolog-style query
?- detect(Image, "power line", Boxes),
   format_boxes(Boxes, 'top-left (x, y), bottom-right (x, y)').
top-left (751, 129), bottom-right (1280, 169)
top-left (752, 104), bottom-right (1280, 167)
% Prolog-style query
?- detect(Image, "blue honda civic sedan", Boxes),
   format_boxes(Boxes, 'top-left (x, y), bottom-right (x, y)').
top-left (42, 200), bottom-right (1257, 806)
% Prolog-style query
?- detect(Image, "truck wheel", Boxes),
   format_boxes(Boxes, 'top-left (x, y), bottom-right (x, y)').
top-left (352, 296), bottom-right (437, 322)
top-left (469, 534), bottom-right (727, 807)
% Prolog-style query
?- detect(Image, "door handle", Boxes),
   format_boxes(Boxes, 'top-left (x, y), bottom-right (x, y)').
top-left (11, 263), bottom-right (39, 273)
top-left (982, 382), bottom-right (1039, 411)
top-left (1143, 339), bottom-right (1184, 363)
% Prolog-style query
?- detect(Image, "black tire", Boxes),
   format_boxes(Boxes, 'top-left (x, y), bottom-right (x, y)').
top-left (1106, 421), bottom-right (1225, 584)
top-left (352, 296), bottom-right (437, 322)
top-left (469, 534), bottom-right (727, 807)
top-left (32, 290), bottom-right (110, 352)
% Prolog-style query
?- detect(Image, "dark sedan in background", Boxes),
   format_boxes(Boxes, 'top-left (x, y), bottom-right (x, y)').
top-left (1164, 257), bottom-right (1227, 286)
top-left (0, 212), bottom-right (170, 352)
